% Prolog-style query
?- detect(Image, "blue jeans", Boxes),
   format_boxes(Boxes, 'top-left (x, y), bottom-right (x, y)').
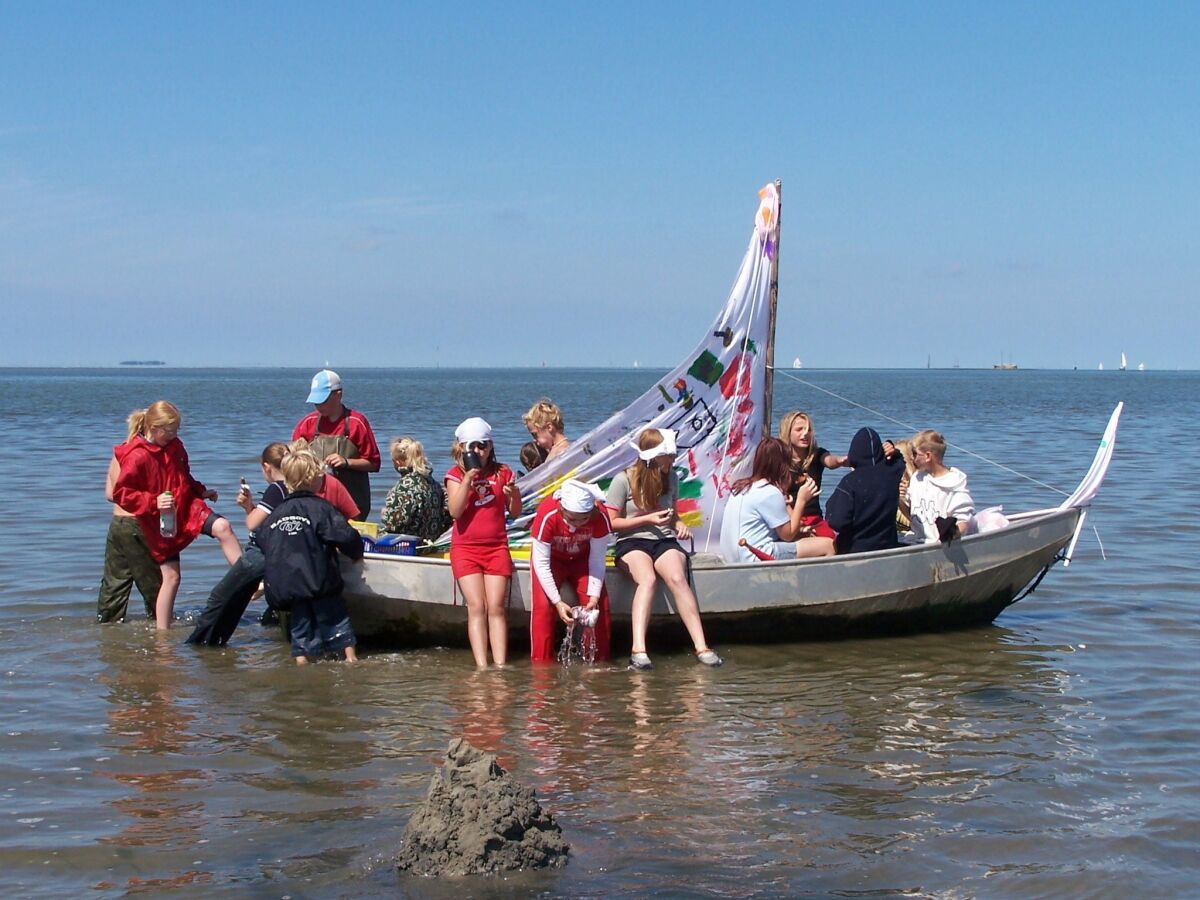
top-left (185, 545), bottom-right (265, 646)
top-left (289, 593), bottom-right (355, 658)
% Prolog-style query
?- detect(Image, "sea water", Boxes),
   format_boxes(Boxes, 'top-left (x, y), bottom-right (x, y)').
top-left (0, 367), bottom-right (1197, 896)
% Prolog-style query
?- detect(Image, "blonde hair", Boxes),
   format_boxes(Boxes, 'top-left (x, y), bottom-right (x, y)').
top-left (912, 429), bottom-right (948, 462)
top-left (280, 446), bottom-right (324, 493)
top-left (893, 438), bottom-right (916, 476)
top-left (626, 428), bottom-right (668, 511)
top-left (390, 436), bottom-right (431, 475)
top-left (778, 410), bottom-right (817, 473)
top-left (522, 399), bottom-right (564, 433)
top-left (126, 400), bottom-right (180, 442)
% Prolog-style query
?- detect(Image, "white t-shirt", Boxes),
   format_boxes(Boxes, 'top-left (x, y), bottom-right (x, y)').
top-left (719, 480), bottom-right (791, 562)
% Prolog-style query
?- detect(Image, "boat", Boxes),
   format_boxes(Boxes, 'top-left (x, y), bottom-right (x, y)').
top-left (1120, 352), bottom-right (1128, 371)
top-left (792, 357), bottom-right (802, 369)
top-left (342, 183), bottom-right (1121, 648)
top-left (1137, 362), bottom-right (1145, 372)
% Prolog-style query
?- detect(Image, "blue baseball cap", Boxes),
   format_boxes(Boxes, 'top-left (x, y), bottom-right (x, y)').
top-left (306, 369), bottom-right (342, 404)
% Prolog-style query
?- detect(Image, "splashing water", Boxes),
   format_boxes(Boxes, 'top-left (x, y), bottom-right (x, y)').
top-left (557, 607), bottom-right (599, 667)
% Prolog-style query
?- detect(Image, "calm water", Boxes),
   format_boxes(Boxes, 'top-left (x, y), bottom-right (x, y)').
top-left (0, 367), bottom-right (1196, 897)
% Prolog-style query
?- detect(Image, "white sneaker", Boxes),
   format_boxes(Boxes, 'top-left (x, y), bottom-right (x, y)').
top-left (629, 652), bottom-right (653, 671)
top-left (695, 648), bottom-right (723, 667)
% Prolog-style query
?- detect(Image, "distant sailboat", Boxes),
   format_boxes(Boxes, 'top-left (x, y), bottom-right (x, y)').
top-left (1137, 362), bottom-right (1145, 372)
top-left (792, 357), bottom-right (802, 369)
top-left (633, 360), bottom-right (639, 369)
top-left (1098, 362), bottom-right (1105, 370)
top-left (1119, 352), bottom-right (1128, 371)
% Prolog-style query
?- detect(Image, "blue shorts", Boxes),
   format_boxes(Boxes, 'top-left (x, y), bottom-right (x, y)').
top-left (289, 593), bottom-right (356, 658)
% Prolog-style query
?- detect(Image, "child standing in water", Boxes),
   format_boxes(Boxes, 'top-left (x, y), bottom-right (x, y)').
top-left (111, 401), bottom-right (241, 629)
top-left (257, 446), bottom-right (364, 664)
top-left (445, 417), bottom-right (522, 668)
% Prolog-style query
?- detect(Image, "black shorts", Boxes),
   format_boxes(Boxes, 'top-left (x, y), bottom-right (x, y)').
top-left (163, 513), bottom-right (226, 563)
top-left (614, 537), bottom-right (685, 564)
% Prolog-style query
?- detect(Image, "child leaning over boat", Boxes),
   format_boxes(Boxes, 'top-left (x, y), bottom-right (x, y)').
top-left (445, 417), bottom-right (522, 668)
top-left (256, 446), bottom-right (364, 664)
top-left (903, 430), bottom-right (975, 544)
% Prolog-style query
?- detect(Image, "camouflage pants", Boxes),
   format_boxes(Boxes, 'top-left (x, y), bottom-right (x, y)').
top-left (96, 516), bottom-right (162, 623)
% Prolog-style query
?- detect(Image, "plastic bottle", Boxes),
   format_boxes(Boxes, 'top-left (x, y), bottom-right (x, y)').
top-left (159, 491), bottom-right (177, 538)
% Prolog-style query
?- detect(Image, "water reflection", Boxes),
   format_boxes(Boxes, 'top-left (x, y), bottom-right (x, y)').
top-left (94, 634), bottom-right (214, 889)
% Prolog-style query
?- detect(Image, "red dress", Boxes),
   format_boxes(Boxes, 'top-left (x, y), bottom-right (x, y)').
top-left (112, 436), bottom-right (214, 563)
top-left (528, 496), bottom-right (612, 663)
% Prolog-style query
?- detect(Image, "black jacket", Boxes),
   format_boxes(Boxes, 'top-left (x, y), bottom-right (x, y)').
top-left (257, 491), bottom-right (364, 607)
top-left (825, 428), bottom-right (904, 555)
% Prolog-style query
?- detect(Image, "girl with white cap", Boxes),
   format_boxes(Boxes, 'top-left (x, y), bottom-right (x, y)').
top-left (528, 479), bottom-right (613, 663)
top-left (605, 428), bottom-right (722, 669)
top-left (445, 417), bottom-right (522, 667)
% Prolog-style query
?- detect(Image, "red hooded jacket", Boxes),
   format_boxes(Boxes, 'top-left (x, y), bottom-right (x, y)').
top-left (112, 436), bottom-right (214, 562)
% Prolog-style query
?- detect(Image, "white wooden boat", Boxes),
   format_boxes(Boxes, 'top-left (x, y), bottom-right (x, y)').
top-left (342, 183), bottom-right (1121, 648)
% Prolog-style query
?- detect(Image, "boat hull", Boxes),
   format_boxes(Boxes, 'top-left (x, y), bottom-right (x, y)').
top-left (341, 507), bottom-right (1081, 648)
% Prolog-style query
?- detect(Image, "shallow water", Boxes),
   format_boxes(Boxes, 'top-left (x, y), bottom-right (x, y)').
top-left (0, 367), bottom-right (1197, 896)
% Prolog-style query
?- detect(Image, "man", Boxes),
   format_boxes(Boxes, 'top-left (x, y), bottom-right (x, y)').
top-left (292, 369), bottom-right (381, 519)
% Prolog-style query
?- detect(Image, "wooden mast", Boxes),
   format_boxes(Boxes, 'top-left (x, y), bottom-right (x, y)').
top-left (762, 178), bottom-right (782, 435)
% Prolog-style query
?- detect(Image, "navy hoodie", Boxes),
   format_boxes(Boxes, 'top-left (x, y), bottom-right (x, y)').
top-left (257, 491), bottom-right (364, 608)
top-left (824, 428), bottom-right (904, 555)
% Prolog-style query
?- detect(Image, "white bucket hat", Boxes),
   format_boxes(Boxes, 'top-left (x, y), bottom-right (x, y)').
top-left (556, 479), bottom-right (606, 513)
top-left (631, 427), bottom-right (678, 462)
top-left (454, 417), bottom-right (493, 445)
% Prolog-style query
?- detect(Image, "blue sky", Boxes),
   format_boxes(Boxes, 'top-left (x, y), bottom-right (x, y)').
top-left (2, 3), bottom-right (1196, 369)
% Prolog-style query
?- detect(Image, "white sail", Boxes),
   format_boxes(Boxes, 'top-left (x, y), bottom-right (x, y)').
top-left (1060, 403), bottom-right (1123, 510)
top-left (1119, 351), bottom-right (1128, 371)
top-left (514, 184), bottom-right (779, 552)
top-left (792, 356), bottom-right (802, 369)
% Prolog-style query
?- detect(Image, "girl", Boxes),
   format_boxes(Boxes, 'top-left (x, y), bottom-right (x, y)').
top-left (523, 399), bottom-right (571, 461)
top-left (529, 480), bottom-right (613, 664)
top-left (381, 436), bottom-right (452, 540)
top-left (606, 428), bottom-right (721, 669)
top-left (111, 401), bottom-right (241, 629)
top-left (778, 410), bottom-right (847, 558)
top-left (719, 437), bottom-right (820, 564)
top-left (445, 417), bottom-right (522, 668)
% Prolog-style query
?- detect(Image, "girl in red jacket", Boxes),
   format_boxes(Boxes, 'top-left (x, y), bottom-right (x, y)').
top-left (111, 401), bottom-right (241, 629)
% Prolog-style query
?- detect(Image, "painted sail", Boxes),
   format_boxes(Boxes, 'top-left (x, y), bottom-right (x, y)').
top-left (512, 184), bottom-right (779, 552)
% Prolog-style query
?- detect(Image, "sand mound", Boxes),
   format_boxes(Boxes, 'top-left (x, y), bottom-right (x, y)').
top-left (397, 737), bottom-right (569, 876)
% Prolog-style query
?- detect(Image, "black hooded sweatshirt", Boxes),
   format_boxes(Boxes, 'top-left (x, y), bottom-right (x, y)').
top-left (824, 427), bottom-right (905, 555)
top-left (257, 491), bottom-right (364, 608)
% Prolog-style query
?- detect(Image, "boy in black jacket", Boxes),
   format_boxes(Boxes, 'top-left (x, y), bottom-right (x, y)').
top-left (824, 427), bottom-right (905, 555)
top-left (258, 447), bottom-right (364, 664)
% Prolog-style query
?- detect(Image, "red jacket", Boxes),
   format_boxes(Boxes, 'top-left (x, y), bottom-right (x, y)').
top-left (112, 436), bottom-right (213, 562)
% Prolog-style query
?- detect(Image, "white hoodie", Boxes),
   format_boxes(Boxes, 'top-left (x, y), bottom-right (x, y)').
top-left (905, 467), bottom-right (975, 544)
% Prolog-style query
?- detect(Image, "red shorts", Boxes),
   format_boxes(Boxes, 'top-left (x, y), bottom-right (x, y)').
top-left (802, 515), bottom-right (837, 540)
top-left (450, 542), bottom-right (514, 579)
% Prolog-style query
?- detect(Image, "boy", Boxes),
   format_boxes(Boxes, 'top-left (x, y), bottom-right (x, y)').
top-left (257, 447), bottom-right (364, 664)
top-left (904, 430), bottom-right (975, 544)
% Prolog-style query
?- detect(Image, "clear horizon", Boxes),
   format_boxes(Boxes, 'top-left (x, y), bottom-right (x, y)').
top-left (2, 3), bottom-right (1197, 370)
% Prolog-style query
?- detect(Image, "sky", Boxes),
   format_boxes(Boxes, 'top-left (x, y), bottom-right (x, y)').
top-left (1, 2), bottom-right (1197, 369)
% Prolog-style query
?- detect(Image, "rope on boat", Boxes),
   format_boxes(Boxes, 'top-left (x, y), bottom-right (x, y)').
top-left (770, 367), bottom-right (1072, 498)
top-left (1011, 552), bottom-right (1064, 605)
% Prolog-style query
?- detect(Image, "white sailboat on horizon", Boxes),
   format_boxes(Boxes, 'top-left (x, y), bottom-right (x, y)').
top-left (792, 356), bottom-right (802, 369)
top-left (1119, 351), bottom-right (1128, 371)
